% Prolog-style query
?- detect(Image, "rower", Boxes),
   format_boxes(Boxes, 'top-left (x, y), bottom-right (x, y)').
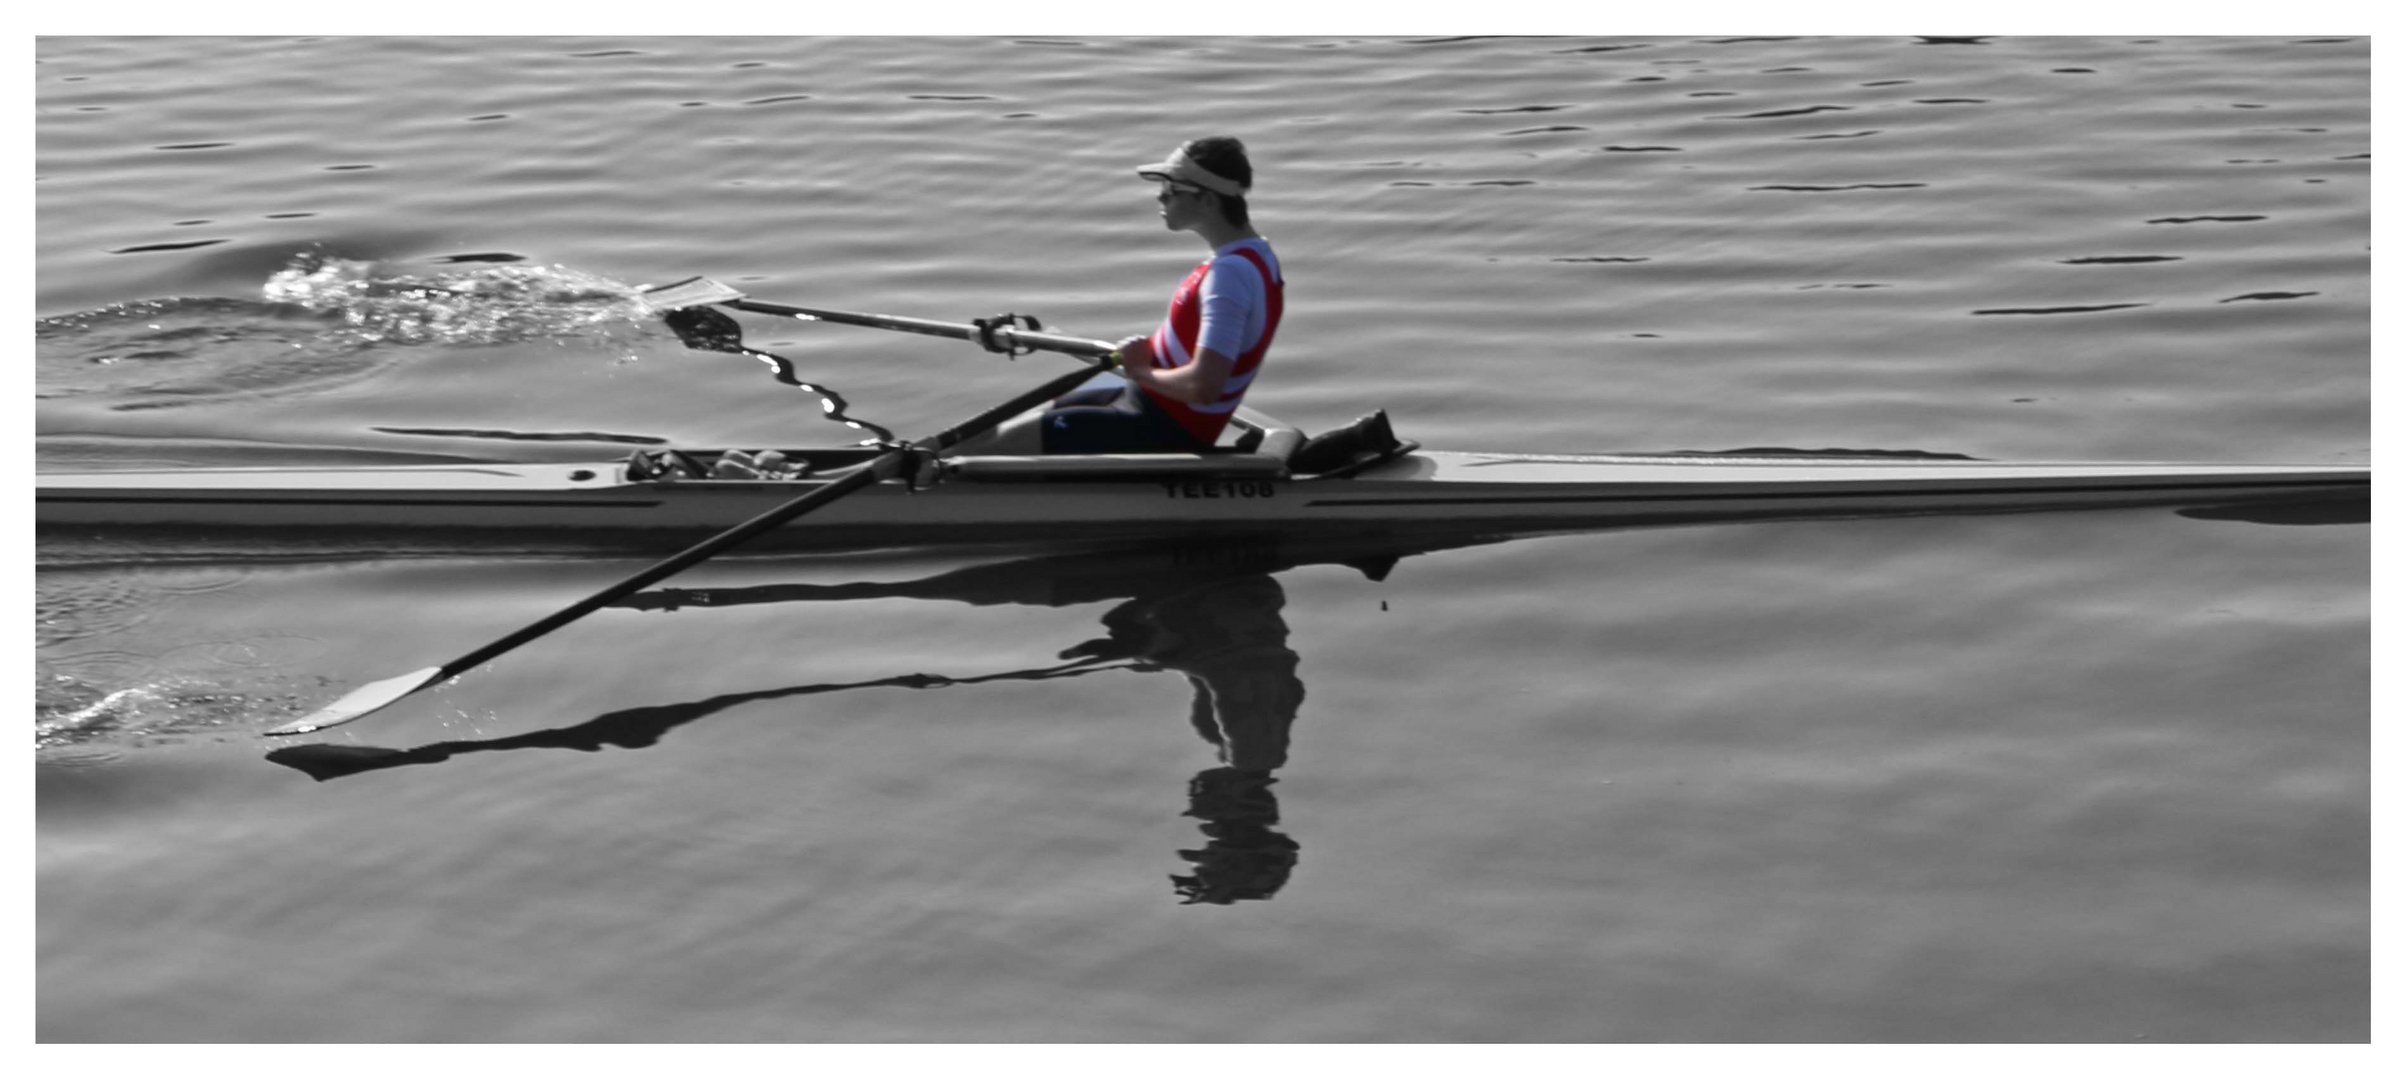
top-left (956, 135), bottom-right (1284, 456)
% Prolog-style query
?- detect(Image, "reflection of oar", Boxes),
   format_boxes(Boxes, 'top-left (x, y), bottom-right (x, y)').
top-left (265, 355), bottom-right (1113, 737)
top-left (266, 656), bottom-right (1138, 781)
top-left (644, 275), bottom-right (1118, 359)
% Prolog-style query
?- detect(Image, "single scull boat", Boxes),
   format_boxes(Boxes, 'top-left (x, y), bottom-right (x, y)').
top-left (34, 410), bottom-right (2368, 548)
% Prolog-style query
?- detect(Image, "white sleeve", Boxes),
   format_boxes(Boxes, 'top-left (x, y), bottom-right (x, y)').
top-left (1195, 254), bottom-right (1266, 359)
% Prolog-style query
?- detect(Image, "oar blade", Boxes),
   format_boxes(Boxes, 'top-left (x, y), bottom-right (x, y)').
top-left (661, 305), bottom-right (748, 353)
top-left (639, 276), bottom-right (745, 310)
top-left (265, 666), bottom-right (447, 737)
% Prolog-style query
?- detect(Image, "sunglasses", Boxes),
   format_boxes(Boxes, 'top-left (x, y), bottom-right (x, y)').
top-left (1157, 180), bottom-right (1207, 199)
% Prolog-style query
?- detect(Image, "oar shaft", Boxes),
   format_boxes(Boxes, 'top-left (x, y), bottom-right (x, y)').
top-left (435, 360), bottom-right (1104, 682)
top-left (269, 359), bottom-right (1108, 736)
top-left (725, 298), bottom-right (1118, 359)
top-left (432, 466), bottom-right (881, 682)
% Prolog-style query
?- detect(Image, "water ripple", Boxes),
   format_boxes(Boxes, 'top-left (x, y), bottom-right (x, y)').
top-left (1716, 104), bottom-right (1852, 119)
top-left (371, 425), bottom-right (666, 445)
top-left (1971, 303), bottom-right (2152, 316)
top-left (111, 239), bottom-right (231, 254)
top-left (1750, 182), bottom-right (1928, 192)
top-left (34, 259), bottom-right (673, 413)
top-left (36, 669), bottom-right (318, 755)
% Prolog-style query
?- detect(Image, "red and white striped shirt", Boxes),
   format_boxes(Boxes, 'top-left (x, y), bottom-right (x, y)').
top-left (1141, 238), bottom-right (1284, 445)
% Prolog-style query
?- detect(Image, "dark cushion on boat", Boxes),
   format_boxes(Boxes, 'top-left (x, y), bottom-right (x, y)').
top-left (1291, 411), bottom-right (1399, 475)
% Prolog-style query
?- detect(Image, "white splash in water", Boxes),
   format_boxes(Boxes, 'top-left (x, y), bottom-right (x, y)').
top-left (262, 257), bottom-right (657, 348)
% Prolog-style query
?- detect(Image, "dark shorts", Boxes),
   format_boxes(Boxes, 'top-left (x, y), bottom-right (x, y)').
top-left (1040, 383), bottom-right (1209, 454)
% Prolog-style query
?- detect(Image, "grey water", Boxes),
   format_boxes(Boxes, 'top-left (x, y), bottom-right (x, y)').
top-left (35, 35), bottom-right (2367, 1042)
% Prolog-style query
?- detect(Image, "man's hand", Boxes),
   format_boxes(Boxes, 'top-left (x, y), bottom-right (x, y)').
top-left (1109, 334), bottom-right (1153, 372)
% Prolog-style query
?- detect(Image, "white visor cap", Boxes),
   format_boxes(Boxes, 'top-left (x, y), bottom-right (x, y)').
top-left (1134, 145), bottom-right (1248, 197)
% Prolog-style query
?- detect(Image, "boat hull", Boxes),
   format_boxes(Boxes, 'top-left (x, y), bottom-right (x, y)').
top-left (34, 448), bottom-right (2369, 551)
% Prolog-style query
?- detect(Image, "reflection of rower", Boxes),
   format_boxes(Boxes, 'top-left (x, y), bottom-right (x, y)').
top-left (1177, 767), bottom-right (1299, 906)
top-left (1058, 572), bottom-right (1305, 904)
top-left (1063, 573), bottom-right (1300, 772)
top-left (625, 535), bottom-right (1438, 905)
top-left (634, 540), bottom-right (1324, 903)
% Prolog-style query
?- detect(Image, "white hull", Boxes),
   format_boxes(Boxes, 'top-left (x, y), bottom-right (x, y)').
top-left (36, 447), bottom-right (2370, 548)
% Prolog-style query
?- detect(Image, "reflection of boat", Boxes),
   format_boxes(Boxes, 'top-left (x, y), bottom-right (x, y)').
top-left (609, 531), bottom-right (1427, 613)
top-left (37, 410), bottom-right (2367, 548)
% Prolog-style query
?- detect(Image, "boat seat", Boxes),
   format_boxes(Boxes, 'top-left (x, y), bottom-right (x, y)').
top-left (939, 451), bottom-right (1287, 481)
top-left (1248, 426), bottom-right (1305, 464)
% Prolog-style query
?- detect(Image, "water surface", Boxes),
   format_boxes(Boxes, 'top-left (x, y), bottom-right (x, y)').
top-left (35, 35), bottom-right (2368, 1043)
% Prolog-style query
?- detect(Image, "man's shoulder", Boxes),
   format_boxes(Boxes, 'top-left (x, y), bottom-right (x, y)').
top-left (1207, 240), bottom-right (1278, 280)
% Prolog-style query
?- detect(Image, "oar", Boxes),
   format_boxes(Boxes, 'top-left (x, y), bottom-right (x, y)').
top-left (263, 356), bottom-right (1112, 737)
top-left (643, 276), bottom-right (1119, 359)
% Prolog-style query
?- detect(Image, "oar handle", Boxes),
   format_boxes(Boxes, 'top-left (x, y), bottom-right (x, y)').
top-left (724, 298), bottom-right (1120, 359)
